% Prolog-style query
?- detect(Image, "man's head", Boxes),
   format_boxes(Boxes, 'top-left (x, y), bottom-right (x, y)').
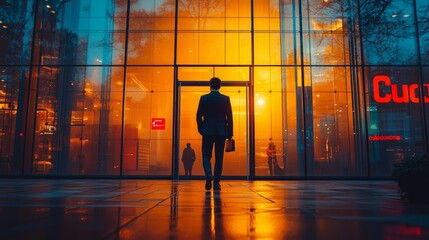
top-left (186, 143), bottom-right (191, 147)
top-left (210, 77), bottom-right (221, 90)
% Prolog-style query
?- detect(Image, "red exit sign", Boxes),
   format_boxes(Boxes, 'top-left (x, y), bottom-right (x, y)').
top-left (152, 118), bottom-right (165, 130)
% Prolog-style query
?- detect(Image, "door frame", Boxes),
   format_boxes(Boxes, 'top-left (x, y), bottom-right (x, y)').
top-left (174, 81), bottom-right (253, 180)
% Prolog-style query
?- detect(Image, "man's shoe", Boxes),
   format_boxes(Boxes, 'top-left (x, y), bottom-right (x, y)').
top-left (205, 176), bottom-right (212, 190)
top-left (213, 182), bottom-right (221, 191)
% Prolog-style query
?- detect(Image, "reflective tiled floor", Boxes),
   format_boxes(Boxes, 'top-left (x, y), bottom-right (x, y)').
top-left (0, 179), bottom-right (429, 240)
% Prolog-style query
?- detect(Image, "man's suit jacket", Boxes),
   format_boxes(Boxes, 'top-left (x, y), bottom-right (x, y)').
top-left (196, 90), bottom-right (233, 138)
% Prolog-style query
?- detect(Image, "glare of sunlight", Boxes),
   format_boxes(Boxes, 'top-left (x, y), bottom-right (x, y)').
top-left (129, 75), bottom-right (148, 92)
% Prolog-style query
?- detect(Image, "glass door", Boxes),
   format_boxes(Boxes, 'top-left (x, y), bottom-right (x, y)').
top-left (177, 82), bottom-right (249, 178)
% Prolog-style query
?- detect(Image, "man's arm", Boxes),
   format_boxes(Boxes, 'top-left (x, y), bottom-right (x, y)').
top-left (226, 96), bottom-right (233, 139)
top-left (196, 97), bottom-right (204, 134)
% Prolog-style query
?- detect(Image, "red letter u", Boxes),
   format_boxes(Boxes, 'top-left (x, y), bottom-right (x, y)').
top-left (392, 84), bottom-right (409, 103)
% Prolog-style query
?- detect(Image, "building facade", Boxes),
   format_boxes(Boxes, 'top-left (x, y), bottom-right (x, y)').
top-left (0, 0), bottom-right (428, 178)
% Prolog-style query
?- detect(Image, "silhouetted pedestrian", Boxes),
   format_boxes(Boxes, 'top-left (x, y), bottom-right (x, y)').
top-left (182, 143), bottom-right (196, 176)
top-left (266, 142), bottom-right (276, 176)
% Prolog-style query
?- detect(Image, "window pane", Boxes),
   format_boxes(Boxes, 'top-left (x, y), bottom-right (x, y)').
top-left (360, 0), bottom-right (418, 65)
top-left (177, 17), bottom-right (199, 31)
top-left (254, 66), bottom-right (304, 177)
top-left (417, 0), bottom-right (429, 64)
top-left (37, 0), bottom-right (127, 65)
top-left (424, 67), bottom-right (429, 142)
top-left (215, 67), bottom-right (249, 81)
top-left (127, 33), bottom-right (175, 64)
top-left (179, 86), bottom-right (248, 177)
top-left (178, 67), bottom-right (249, 81)
top-left (177, 0), bottom-right (251, 65)
top-left (226, 33), bottom-right (252, 65)
top-left (177, 32), bottom-right (226, 64)
top-left (130, 0), bottom-right (175, 18)
top-left (178, 67), bottom-right (213, 81)
top-left (129, 17), bottom-right (175, 31)
top-left (253, 0), bottom-right (272, 17)
top-left (178, 87), bottom-right (204, 177)
top-left (279, 0), bottom-right (301, 65)
top-left (128, 0), bottom-right (175, 64)
top-left (253, 0), bottom-right (287, 66)
top-left (366, 67), bottom-right (426, 176)
top-left (31, 66), bottom-right (123, 175)
top-left (123, 67), bottom-right (173, 176)
top-left (222, 86), bottom-right (248, 176)
top-left (302, 67), bottom-right (356, 176)
top-left (0, 1), bottom-right (35, 65)
top-left (254, 33), bottom-right (281, 65)
top-left (302, 0), bottom-right (356, 65)
top-left (0, 67), bottom-right (26, 174)
top-left (199, 32), bottom-right (225, 64)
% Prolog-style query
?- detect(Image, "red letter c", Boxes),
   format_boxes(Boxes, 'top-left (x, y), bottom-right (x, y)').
top-left (373, 75), bottom-right (391, 104)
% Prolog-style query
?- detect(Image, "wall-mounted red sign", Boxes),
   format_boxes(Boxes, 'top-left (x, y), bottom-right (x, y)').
top-left (368, 135), bottom-right (401, 141)
top-left (373, 75), bottom-right (429, 104)
top-left (152, 118), bottom-right (165, 130)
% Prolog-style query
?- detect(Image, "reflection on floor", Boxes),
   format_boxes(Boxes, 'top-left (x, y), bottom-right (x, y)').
top-left (0, 179), bottom-right (428, 240)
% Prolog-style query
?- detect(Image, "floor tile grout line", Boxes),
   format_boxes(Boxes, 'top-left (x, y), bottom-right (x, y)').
top-left (61, 185), bottom-right (157, 212)
top-left (101, 187), bottom-right (181, 240)
top-left (246, 187), bottom-right (276, 204)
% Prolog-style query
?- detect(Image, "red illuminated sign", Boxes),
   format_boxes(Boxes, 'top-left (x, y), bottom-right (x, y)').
top-left (368, 135), bottom-right (401, 141)
top-left (152, 118), bottom-right (165, 130)
top-left (373, 75), bottom-right (429, 104)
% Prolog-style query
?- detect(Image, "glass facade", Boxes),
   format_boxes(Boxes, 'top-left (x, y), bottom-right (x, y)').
top-left (0, 0), bottom-right (428, 178)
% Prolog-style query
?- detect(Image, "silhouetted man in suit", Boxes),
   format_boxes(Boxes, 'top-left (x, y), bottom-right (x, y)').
top-left (196, 77), bottom-right (233, 190)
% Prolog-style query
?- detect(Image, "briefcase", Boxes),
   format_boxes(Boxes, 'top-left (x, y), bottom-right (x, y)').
top-left (225, 138), bottom-right (235, 152)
